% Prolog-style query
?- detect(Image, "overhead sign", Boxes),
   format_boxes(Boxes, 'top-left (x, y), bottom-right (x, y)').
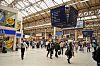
top-left (51, 5), bottom-right (67, 28)
top-left (82, 30), bottom-right (94, 37)
top-left (76, 20), bottom-right (85, 28)
top-left (67, 6), bottom-right (78, 27)
top-left (51, 6), bottom-right (78, 28)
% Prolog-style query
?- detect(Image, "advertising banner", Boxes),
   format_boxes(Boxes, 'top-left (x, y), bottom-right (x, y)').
top-left (4, 13), bottom-right (16, 28)
top-left (0, 9), bottom-right (5, 23)
top-left (6, 37), bottom-right (13, 49)
top-left (16, 22), bottom-right (21, 31)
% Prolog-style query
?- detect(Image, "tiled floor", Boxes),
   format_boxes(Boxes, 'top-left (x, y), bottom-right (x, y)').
top-left (0, 47), bottom-right (96, 66)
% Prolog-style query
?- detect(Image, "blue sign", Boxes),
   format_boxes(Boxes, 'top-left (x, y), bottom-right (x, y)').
top-left (3, 29), bottom-right (16, 35)
top-left (56, 32), bottom-right (63, 36)
top-left (82, 30), bottom-right (94, 37)
top-left (16, 33), bottom-right (21, 37)
top-left (0, 29), bottom-right (3, 34)
top-left (51, 5), bottom-right (67, 28)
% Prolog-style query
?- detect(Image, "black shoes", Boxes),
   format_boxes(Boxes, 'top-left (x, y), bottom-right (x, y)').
top-left (50, 57), bottom-right (52, 59)
top-left (67, 59), bottom-right (71, 64)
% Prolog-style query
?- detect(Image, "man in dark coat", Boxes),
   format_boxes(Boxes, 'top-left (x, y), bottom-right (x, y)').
top-left (54, 42), bottom-right (60, 58)
top-left (66, 42), bottom-right (73, 64)
top-left (46, 41), bottom-right (54, 59)
top-left (95, 45), bottom-right (100, 66)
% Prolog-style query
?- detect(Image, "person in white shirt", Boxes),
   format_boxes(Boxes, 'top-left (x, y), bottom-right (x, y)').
top-left (60, 41), bottom-right (65, 55)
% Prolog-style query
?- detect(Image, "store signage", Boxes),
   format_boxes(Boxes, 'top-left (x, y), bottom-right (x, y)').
top-left (82, 30), bottom-right (94, 37)
top-left (3, 29), bottom-right (16, 35)
top-left (0, 29), bottom-right (3, 34)
top-left (16, 33), bottom-right (21, 37)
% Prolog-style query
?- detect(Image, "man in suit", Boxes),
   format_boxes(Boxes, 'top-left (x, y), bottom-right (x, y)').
top-left (46, 41), bottom-right (54, 59)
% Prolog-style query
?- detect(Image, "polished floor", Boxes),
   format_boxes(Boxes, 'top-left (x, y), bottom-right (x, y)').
top-left (0, 47), bottom-right (96, 66)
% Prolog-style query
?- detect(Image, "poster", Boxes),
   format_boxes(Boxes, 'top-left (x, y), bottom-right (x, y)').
top-left (5, 17), bottom-right (15, 27)
top-left (0, 10), bottom-right (5, 23)
top-left (4, 14), bottom-right (16, 28)
top-left (16, 22), bottom-right (21, 31)
top-left (6, 37), bottom-right (13, 49)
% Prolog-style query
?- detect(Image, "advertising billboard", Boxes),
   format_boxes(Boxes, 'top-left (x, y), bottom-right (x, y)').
top-left (0, 9), bottom-right (5, 23)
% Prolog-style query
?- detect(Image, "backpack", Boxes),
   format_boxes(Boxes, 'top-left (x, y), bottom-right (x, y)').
top-left (92, 51), bottom-right (97, 61)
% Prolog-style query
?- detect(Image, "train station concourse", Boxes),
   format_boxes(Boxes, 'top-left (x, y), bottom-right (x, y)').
top-left (0, 0), bottom-right (100, 66)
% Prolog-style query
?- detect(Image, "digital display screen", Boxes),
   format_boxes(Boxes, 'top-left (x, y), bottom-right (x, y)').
top-left (82, 30), bottom-right (94, 37)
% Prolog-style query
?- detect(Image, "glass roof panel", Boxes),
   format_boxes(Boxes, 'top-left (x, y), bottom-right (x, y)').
top-left (20, 12), bottom-right (25, 17)
top-left (21, 10), bottom-right (29, 16)
top-left (34, 4), bottom-right (42, 11)
top-left (5, 0), bottom-right (14, 4)
top-left (23, 1), bottom-right (30, 6)
top-left (18, 1), bottom-right (25, 8)
top-left (39, 1), bottom-right (48, 9)
top-left (1, 1), bottom-right (8, 6)
top-left (15, 4), bottom-right (22, 9)
top-left (28, 0), bottom-right (40, 4)
top-left (54, 0), bottom-right (63, 4)
top-left (30, 6), bottom-right (37, 13)
top-left (28, 0), bottom-right (36, 3)
top-left (44, 0), bottom-right (55, 8)
top-left (25, 7), bottom-right (33, 15)
top-left (63, 0), bottom-right (70, 2)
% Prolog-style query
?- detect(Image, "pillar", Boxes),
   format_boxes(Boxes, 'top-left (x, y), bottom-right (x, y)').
top-left (75, 30), bottom-right (78, 41)
top-left (53, 27), bottom-right (56, 41)
top-left (45, 29), bottom-right (47, 40)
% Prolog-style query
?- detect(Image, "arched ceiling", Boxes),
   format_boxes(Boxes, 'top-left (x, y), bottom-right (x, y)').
top-left (0, 0), bottom-right (100, 35)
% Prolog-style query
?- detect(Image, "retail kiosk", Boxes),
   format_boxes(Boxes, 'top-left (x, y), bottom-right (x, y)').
top-left (0, 5), bottom-right (22, 52)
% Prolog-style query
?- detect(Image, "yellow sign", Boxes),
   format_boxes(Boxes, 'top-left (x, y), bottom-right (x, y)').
top-left (6, 38), bottom-right (13, 48)
top-left (16, 22), bottom-right (21, 31)
top-left (6, 18), bottom-right (14, 25)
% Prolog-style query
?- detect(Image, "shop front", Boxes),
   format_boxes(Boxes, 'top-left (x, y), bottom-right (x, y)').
top-left (0, 27), bottom-right (16, 52)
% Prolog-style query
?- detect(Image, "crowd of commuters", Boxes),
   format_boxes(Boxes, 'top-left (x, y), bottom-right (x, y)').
top-left (1, 38), bottom-right (100, 66)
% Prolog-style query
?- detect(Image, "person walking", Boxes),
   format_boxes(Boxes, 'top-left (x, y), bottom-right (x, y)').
top-left (21, 40), bottom-right (26, 60)
top-left (60, 41), bottom-right (65, 55)
top-left (92, 42), bottom-right (97, 51)
top-left (65, 42), bottom-right (73, 64)
top-left (87, 42), bottom-right (91, 52)
top-left (46, 41), bottom-right (54, 59)
top-left (54, 42), bottom-right (60, 58)
top-left (92, 45), bottom-right (100, 66)
top-left (75, 42), bottom-right (78, 53)
top-left (2, 39), bottom-right (7, 53)
top-left (95, 46), bottom-right (100, 66)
